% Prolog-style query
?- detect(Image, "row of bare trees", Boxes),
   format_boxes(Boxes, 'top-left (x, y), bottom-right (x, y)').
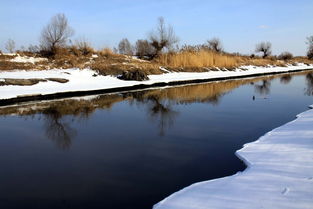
top-left (2, 13), bottom-right (313, 60)
top-left (117, 17), bottom-right (179, 58)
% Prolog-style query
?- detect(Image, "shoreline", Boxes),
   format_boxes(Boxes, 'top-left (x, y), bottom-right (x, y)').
top-left (0, 65), bottom-right (312, 106)
top-left (153, 105), bottom-right (313, 209)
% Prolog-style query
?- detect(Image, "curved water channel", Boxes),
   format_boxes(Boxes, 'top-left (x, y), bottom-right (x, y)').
top-left (0, 70), bottom-right (312, 209)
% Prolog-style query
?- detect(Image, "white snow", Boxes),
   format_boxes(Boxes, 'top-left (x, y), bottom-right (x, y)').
top-left (153, 105), bottom-right (313, 209)
top-left (0, 64), bottom-right (312, 100)
top-left (10, 55), bottom-right (47, 64)
top-left (130, 56), bottom-right (150, 62)
top-left (159, 67), bottom-right (171, 73)
top-left (2, 53), bottom-right (17, 56)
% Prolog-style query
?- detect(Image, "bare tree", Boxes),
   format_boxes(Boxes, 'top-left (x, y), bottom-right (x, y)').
top-left (118, 38), bottom-right (133, 55)
top-left (28, 45), bottom-right (40, 53)
top-left (5, 39), bottom-right (15, 53)
top-left (149, 17), bottom-right (179, 57)
top-left (307, 36), bottom-right (313, 59)
top-left (255, 42), bottom-right (272, 58)
top-left (207, 38), bottom-right (223, 52)
top-left (40, 13), bottom-right (74, 54)
top-left (135, 39), bottom-right (155, 58)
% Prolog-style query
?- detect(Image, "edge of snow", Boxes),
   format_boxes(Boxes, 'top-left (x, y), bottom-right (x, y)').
top-left (153, 105), bottom-right (313, 209)
top-left (0, 64), bottom-right (312, 101)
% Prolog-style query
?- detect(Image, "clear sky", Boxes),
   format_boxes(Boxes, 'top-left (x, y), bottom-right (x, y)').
top-left (1, 0), bottom-right (312, 55)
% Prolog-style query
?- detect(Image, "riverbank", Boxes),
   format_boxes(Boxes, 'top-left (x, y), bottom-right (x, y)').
top-left (0, 63), bottom-right (313, 105)
top-left (154, 105), bottom-right (313, 209)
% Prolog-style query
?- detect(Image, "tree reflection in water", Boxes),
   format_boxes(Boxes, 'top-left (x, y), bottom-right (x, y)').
top-left (254, 80), bottom-right (271, 96)
top-left (145, 95), bottom-right (179, 136)
top-left (280, 74), bottom-right (292, 84)
top-left (42, 106), bottom-right (77, 150)
top-left (1, 70), bottom-right (312, 149)
top-left (127, 92), bottom-right (179, 136)
top-left (305, 73), bottom-right (313, 96)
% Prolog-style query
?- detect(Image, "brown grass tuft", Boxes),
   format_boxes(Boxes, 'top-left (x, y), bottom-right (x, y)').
top-left (99, 48), bottom-right (115, 57)
top-left (158, 50), bottom-right (242, 69)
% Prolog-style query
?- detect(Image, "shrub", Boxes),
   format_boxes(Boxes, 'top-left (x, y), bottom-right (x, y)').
top-left (118, 70), bottom-right (149, 81)
top-left (74, 38), bottom-right (94, 56)
top-left (135, 39), bottom-right (155, 58)
top-left (278, 52), bottom-right (293, 60)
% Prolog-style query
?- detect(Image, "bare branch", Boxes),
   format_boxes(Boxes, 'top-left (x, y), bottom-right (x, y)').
top-left (149, 17), bottom-right (179, 57)
top-left (118, 38), bottom-right (133, 55)
top-left (255, 42), bottom-right (272, 58)
top-left (207, 38), bottom-right (223, 53)
top-left (40, 13), bottom-right (74, 54)
top-left (5, 39), bottom-right (15, 53)
top-left (307, 36), bottom-right (313, 59)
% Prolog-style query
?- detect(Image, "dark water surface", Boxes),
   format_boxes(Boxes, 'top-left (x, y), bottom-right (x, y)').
top-left (0, 71), bottom-right (312, 209)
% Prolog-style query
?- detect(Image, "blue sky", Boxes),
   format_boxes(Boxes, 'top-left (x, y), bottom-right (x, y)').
top-left (1, 0), bottom-right (312, 55)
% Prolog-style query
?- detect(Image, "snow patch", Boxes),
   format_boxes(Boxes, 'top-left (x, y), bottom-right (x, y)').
top-left (130, 56), bottom-right (150, 62)
top-left (10, 55), bottom-right (47, 64)
top-left (2, 53), bottom-right (17, 56)
top-left (159, 67), bottom-right (171, 73)
top-left (153, 105), bottom-right (313, 209)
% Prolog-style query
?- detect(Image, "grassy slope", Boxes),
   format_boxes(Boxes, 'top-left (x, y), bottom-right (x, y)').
top-left (1, 50), bottom-right (313, 75)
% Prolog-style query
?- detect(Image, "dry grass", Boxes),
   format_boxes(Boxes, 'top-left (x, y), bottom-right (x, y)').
top-left (1, 46), bottom-right (312, 74)
top-left (157, 50), bottom-right (313, 71)
top-left (99, 48), bottom-right (116, 58)
top-left (158, 50), bottom-right (243, 69)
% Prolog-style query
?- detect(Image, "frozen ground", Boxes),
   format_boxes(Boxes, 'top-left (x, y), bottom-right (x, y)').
top-left (0, 63), bottom-right (312, 100)
top-left (153, 105), bottom-right (313, 209)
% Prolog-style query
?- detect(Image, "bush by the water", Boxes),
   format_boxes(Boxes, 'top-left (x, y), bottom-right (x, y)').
top-left (118, 70), bottom-right (149, 81)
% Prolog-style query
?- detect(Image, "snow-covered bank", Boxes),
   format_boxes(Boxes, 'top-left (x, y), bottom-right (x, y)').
top-left (0, 64), bottom-right (312, 100)
top-left (153, 105), bottom-right (313, 209)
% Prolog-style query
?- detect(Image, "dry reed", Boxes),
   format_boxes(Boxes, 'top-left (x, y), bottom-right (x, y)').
top-left (158, 50), bottom-right (243, 69)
